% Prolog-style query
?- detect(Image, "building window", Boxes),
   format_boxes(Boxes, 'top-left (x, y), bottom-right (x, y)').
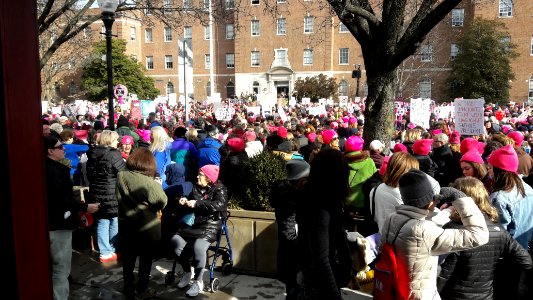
top-left (184, 26), bottom-right (192, 39)
top-left (164, 27), bottom-right (172, 42)
top-left (251, 51), bottom-right (260, 67)
top-left (144, 1), bottom-right (153, 15)
top-left (420, 79), bottom-right (432, 99)
top-left (226, 53), bottom-right (235, 68)
top-left (421, 45), bottom-right (433, 62)
top-left (501, 36), bottom-right (511, 52)
top-left (183, 0), bottom-right (192, 10)
top-left (451, 8), bottom-right (464, 27)
top-left (166, 82), bottom-right (174, 94)
top-left (339, 48), bottom-right (349, 65)
top-left (253, 81), bottom-right (260, 94)
top-left (499, 0), bottom-right (512, 17)
top-left (69, 81), bottom-right (77, 95)
top-left (202, 0), bottom-right (209, 10)
top-left (205, 54), bottom-right (211, 69)
top-left (165, 55), bottom-right (173, 69)
top-left (206, 81), bottom-right (211, 97)
top-left (251, 20), bottom-right (260, 36)
top-left (304, 16), bottom-right (314, 33)
top-left (531, 36), bottom-right (533, 55)
top-left (83, 27), bottom-right (91, 39)
top-left (145, 28), bottom-right (153, 42)
top-left (226, 82), bottom-right (235, 98)
top-left (275, 49), bottom-right (288, 66)
top-left (451, 43), bottom-right (459, 60)
top-left (130, 27), bottom-right (136, 40)
top-left (146, 56), bottom-right (154, 70)
top-left (529, 75), bottom-right (533, 100)
top-left (163, 0), bottom-right (172, 14)
top-left (277, 18), bottom-right (286, 35)
top-left (339, 80), bottom-right (348, 96)
top-left (204, 26), bottom-right (210, 40)
top-left (226, 24), bottom-right (234, 39)
top-left (303, 49), bottom-right (313, 65)
top-left (251, 0), bottom-right (259, 5)
top-left (339, 23), bottom-right (349, 32)
top-left (277, 0), bottom-right (286, 3)
top-left (226, 0), bottom-right (234, 10)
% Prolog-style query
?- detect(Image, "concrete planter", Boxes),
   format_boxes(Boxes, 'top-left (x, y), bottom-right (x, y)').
top-left (225, 209), bottom-right (278, 277)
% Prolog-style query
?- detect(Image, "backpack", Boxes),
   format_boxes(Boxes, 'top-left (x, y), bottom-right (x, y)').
top-left (373, 218), bottom-right (411, 300)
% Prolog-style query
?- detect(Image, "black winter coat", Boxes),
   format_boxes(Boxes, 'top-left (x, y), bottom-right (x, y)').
top-left (414, 154), bottom-right (438, 178)
top-left (438, 218), bottom-right (533, 300)
top-left (86, 145), bottom-right (126, 219)
top-left (218, 150), bottom-right (248, 199)
top-left (431, 145), bottom-right (461, 187)
top-left (176, 182), bottom-right (228, 243)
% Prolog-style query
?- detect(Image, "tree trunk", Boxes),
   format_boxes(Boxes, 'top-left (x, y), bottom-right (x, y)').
top-left (363, 69), bottom-right (397, 153)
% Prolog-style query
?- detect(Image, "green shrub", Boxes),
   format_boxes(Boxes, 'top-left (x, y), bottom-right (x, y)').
top-left (229, 151), bottom-right (287, 211)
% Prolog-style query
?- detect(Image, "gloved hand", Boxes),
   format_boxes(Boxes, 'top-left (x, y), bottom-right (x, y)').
top-left (439, 187), bottom-right (467, 203)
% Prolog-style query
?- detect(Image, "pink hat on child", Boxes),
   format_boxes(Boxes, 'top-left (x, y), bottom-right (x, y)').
top-left (460, 150), bottom-right (484, 164)
top-left (487, 144), bottom-right (518, 173)
top-left (345, 136), bottom-right (364, 152)
top-left (413, 139), bottom-right (433, 155)
top-left (200, 165), bottom-right (220, 183)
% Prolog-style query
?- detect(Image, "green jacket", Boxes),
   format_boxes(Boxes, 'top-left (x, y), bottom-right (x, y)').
top-left (345, 151), bottom-right (376, 208)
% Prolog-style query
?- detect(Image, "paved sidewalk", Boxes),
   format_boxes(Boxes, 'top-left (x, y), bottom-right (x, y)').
top-left (69, 250), bottom-right (371, 299)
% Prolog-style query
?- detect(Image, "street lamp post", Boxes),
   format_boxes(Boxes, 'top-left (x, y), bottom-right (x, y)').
top-left (97, 0), bottom-right (119, 130)
top-left (352, 64), bottom-right (362, 98)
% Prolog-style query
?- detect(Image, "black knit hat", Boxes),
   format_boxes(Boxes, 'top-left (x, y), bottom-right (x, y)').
top-left (399, 169), bottom-right (435, 208)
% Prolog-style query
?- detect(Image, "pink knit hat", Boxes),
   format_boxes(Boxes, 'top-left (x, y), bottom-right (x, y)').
top-left (507, 131), bottom-right (524, 147)
top-left (477, 142), bottom-right (486, 155)
top-left (330, 122), bottom-right (339, 129)
top-left (407, 123), bottom-right (416, 129)
top-left (379, 156), bottom-right (390, 176)
top-left (431, 129), bottom-right (443, 135)
top-left (348, 117), bottom-right (357, 125)
top-left (277, 126), bottom-right (288, 139)
top-left (413, 139), bottom-right (433, 155)
top-left (342, 117), bottom-right (349, 123)
top-left (460, 138), bottom-right (479, 154)
top-left (74, 129), bottom-right (89, 141)
top-left (488, 145), bottom-right (518, 173)
top-left (307, 132), bottom-right (317, 143)
top-left (449, 131), bottom-right (460, 144)
top-left (227, 137), bottom-right (245, 152)
top-left (321, 129), bottom-right (338, 144)
top-left (393, 143), bottom-right (408, 153)
top-left (137, 129), bottom-right (151, 142)
top-left (345, 136), bottom-right (364, 152)
top-left (244, 131), bottom-right (256, 142)
top-left (200, 164), bottom-right (220, 183)
top-left (460, 150), bottom-right (484, 164)
top-left (120, 135), bottom-right (134, 145)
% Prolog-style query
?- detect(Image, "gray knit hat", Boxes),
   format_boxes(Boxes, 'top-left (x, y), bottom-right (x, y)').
top-left (286, 159), bottom-right (310, 181)
top-left (399, 169), bottom-right (435, 208)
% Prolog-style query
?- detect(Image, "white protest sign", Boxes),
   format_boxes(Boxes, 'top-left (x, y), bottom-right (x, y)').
top-left (51, 106), bottom-right (61, 115)
top-left (215, 106), bottom-right (235, 121)
top-left (339, 96), bottom-right (348, 108)
top-left (453, 98), bottom-right (485, 135)
top-left (261, 104), bottom-right (272, 117)
top-left (168, 93), bottom-right (177, 106)
top-left (301, 97), bottom-right (311, 105)
top-left (278, 106), bottom-right (288, 122)
top-left (410, 98), bottom-right (432, 129)
top-left (435, 105), bottom-right (454, 120)
top-left (308, 105), bottom-right (327, 116)
top-left (247, 106), bottom-right (261, 117)
top-left (41, 101), bottom-right (49, 114)
top-left (289, 99), bottom-right (296, 106)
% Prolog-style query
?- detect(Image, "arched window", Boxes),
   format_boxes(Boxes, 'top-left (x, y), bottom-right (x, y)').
top-left (252, 81), bottom-right (260, 94)
top-left (69, 81), bottom-right (77, 95)
top-left (338, 80), bottom-right (348, 96)
top-left (206, 81), bottom-right (211, 97)
top-left (529, 75), bottom-right (533, 101)
top-left (226, 81), bottom-right (235, 98)
top-left (166, 82), bottom-right (174, 94)
top-left (419, 79), bottom-right (432, 99)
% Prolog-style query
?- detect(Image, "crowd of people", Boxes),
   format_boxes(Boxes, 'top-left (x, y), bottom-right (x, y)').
top-left (41, 99), bottom-right (533, 300)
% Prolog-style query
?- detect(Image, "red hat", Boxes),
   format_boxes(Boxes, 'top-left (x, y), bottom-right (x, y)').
top-left (120, 135), bottom-right (134, 145)
top-left (460, 138), bottom-right (479, 154)
top-left (321, 129), bottom-right (338, 144)
top-left (507, 131), bottom-right (524, 147)
top-left (379, 156), bottom-right (391, 176)
top-left (393, 143), bottom-right (408, 153)
top-left (74, 129), bottom-right (88, 141)
top-left (449, 131), bottom-right (460, 144)
top-left (460, 150), bottom-right (484, 164)
top-left (244, 131), bottom-right (256, 142)
top-left (345, 136), bottom-right (364, 152)
top-left (488, 144), bottom-right (518, 173)
top-left (307, 132), bottom-right (317, 143)
top-left (277, 126), bottom-right (288, 139)
top-left (413, 139), bottom-right (433, 155)
top-left (200, 164), bottom-right (220, 183)
top-left (227, 137), bottom-right (245, 152)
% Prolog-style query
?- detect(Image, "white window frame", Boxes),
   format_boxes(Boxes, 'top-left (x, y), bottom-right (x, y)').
top-left (499, 0), bottom-right (512, 17)
top-left (226, 24), bottom-right (234, 40)
top-left (451, 8), bottom-right (464, 27)
top-left (339, 80), bottom-right (348, 96)
top-left (205, 54), bottom-right (211, 69)
top-left (529, 75), bottom-right (533, 100)
top-left (166, 82), bottom-right (174, 94)
top-left (251, 51), bottom-right (260, 67)
top-left (225, 0), bottom-right (234, 10)
top-left (226, 53), bottom-right (235, 68)
top-left (164, 27), bottom-right (172, 42)
top-left (251, 0), bottom-right (259, 5)
top-left (183, 0), bottom-right (192, 10)
top-left (339, 48), bottom-right (349, 65)
top-left (275, 49), bottom-right (288, 66)
top-left (303, 49), bottom-right (313, 65)
top-left (184, 26), bottom-right (192, 39)
top-left (130, 27), bottom-right (136, 40)
top-left (203, 0), bottom-right (209, 10)
top-left (420, 79), bottom-right (432, 99)
top-left (339, 23), bottom-right (349, 33)
top-left (251, 20), bottom-right (260, 36)
top-left (146, 56), bottom-right (154, 70)
top-left (204, 26), bottom-right (210, 40)
top-left (145, 28), bottom-right (153, 43)
top-left (421, 45), bottom-right (433, 62)
top-left (304, 16), bottom-right (314, 34)
top-left (165, 55), bottom-right (173, 69)
top-left (276, 18), bottom-right (286, 35)
top-left (163, 0), bottom-right (172, 14)
top-left (145, 1), bottom-right (153, 15)
top-left (450, 43), bottom-right (459, 60)
top-left (277, 0), bottom-right (286, 3)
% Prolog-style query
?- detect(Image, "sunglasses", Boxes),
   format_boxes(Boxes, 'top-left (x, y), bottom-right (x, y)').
top-left (51, 144), bottom-right (64, 150)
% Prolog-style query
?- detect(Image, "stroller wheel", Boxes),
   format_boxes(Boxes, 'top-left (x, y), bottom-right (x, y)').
top-left (222, 262), bottom-right (233, 276)
top-left (165, 272), bottom-right (175, 285)
top-left (210, 278), bottom-right (220, 292)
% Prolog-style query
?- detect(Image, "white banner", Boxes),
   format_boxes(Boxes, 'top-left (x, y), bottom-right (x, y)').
top-left (215, 107), bottom-right (235, 121)
top-left (247, 106), bottom-right (261, 117)
top-left (454, 98), bottom-right (485, 135)
top-left (278, 105), bottom-right (288, 122)
top-left (410, 98), bottom-right (432, 129)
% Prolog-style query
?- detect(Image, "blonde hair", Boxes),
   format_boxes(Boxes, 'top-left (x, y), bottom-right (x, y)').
top-left (186, 128), bottom-right (199, 142)
top-left (149, 126), bottom-right (172, 152)
top-left (404, 129), bottom-right (422, 143)
top-left (97, 130), bottom-right (119, 147)
top-left (450, 177), bottom-right (498, 223)
top-left (383, 152), bottom-right (419, 187)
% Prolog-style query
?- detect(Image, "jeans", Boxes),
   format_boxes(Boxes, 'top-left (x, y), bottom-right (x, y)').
top-left (96, 217), bottom-right (118, 256)
top-left (50, 230), bottom-right (73, 300)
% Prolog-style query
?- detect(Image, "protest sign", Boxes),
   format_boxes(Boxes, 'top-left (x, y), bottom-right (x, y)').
top-left (130, 99), bottom-right (142, 120)
top-left (278, 105), bottom-right (288, 122)
top-left (215, 107), bottom-right (235, 121)
top-left (301, 97), bottom-right (311, 105)
top-left (410, 98), bottom-right (432, 129)
top-left (339, 96), bottom-right (348, 108)
top-left (454, 98), bottom-right (485, 135)
top-left (247, 106), bottom-right (261, 117)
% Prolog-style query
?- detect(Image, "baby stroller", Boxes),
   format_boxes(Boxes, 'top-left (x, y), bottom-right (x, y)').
top-left (164, 211), bottom-right (234, 292)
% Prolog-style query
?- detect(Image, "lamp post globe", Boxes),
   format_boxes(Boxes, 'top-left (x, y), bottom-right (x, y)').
top-left (97, 0), bottom-right (119, 130)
